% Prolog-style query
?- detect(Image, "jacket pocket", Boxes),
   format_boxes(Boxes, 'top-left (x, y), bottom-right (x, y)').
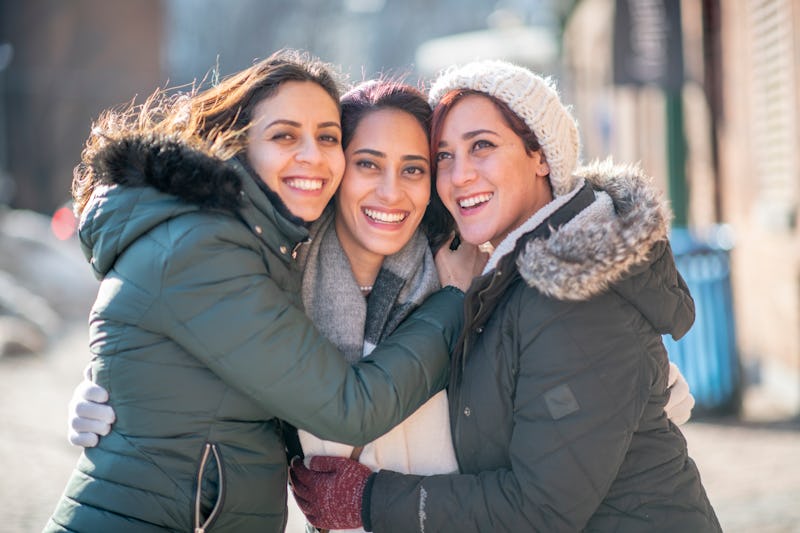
top-left (193, 442), bottom-right (225, 532)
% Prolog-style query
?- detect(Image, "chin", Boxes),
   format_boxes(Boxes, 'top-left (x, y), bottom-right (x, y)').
top-left (458, 227), bottom-right (493, 247)
top-left (362, 240), bottom-right (403, 258)
top-left (292, 205), bottom-right (326, 223)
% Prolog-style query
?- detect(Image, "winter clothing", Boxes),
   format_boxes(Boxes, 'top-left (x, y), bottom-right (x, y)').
top-left (298, 206), bottom-right (441, 363)
top-left (365, 160), bottom-right (721, 532)
top-left (292, 456), bottom-right (373, 530)
top-left (67, 365), bottom-right (115, 447)
top-left (43, 135), bottom-right (463, 533)
top-left (428, 60), bottom-right (581, 196)
top-left (296, 207), bottom-right (459, 533)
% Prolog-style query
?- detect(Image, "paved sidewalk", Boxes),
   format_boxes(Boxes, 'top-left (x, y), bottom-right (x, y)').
top-left (2, 325), bottom-right (799, 532)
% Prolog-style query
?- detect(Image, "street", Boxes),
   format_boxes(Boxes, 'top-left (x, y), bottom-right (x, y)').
top-left (2, 324), bottom-right (799, 532)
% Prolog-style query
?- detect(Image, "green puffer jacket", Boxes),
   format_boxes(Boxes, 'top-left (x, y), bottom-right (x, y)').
top-left (366, 161), bottom-right (721, 532)
top-left (44, 136), bottom-right (462, 533)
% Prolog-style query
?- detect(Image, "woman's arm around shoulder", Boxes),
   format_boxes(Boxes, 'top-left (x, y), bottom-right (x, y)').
top-left (147, 219), bottom-right (464, 445)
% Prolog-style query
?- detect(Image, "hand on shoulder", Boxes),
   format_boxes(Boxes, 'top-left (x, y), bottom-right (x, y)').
top-left (435, 234), bottom-right (489, 292)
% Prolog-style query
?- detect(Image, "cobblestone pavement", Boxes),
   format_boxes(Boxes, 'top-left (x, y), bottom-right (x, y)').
top-left (2, 325), bottom-right (799, 532)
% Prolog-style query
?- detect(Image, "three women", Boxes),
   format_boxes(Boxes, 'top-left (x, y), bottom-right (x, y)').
top-left (56, 52), bottom-right (710, 532)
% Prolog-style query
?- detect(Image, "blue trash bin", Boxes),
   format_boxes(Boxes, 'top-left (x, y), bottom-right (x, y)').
top-left (663, 226), bottom-right (741, 414)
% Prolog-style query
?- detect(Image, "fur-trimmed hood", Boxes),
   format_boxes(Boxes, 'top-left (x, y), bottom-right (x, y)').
top-left (508, 158), bottom-right (692, 337)
top-left (79, 134), bottom-right (307, 278)
top-left (89, 134), bottom-right (244, 210)
top-left (516, 158), bottom-right (671, 301)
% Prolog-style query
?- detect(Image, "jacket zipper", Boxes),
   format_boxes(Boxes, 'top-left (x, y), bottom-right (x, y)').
top-left (463, 270), bottom-right (502, 369)
top-left (194, 442), bottom-right (224, 533)
top-left (453, 269), bottom-right (503, 458)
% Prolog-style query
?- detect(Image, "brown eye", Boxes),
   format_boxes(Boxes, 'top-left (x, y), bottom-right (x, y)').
top-left (472, 139), bottom-right (494, 151)
top-left (355, 159), bottom-right (379, 170)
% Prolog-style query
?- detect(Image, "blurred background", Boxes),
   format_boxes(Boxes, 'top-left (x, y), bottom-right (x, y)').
top-left (0, 0), bottom-right (798, 531)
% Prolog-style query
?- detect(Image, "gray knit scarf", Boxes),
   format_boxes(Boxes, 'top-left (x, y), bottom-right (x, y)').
top-left (297, 206), bottom-right (440, 362)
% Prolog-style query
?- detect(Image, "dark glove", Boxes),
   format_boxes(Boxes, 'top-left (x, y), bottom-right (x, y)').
top-left (290, 455), bottom-right (372, 530)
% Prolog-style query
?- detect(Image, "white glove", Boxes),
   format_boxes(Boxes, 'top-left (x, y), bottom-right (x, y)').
top-left (664, 362), bottom-right (695, 425)
top-left (67, 364), bottom-right (116, 447)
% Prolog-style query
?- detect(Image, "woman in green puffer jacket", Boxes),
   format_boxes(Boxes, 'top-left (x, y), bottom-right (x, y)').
top-left (43, 50), bottom-right (474, 533)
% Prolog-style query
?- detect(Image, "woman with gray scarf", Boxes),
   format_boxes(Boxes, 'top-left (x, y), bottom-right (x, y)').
top-left (294, 79), bottom-right (462, 533)
top-left (66, 71), bottom-right (697, 531)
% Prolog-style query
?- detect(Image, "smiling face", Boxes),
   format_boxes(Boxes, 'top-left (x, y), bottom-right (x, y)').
top-left (434, 94), bottom-right (552, 248)
top-left (246, 80), bottom-right (345, 222)
top-left (334, 108), bottom-right (431, 265)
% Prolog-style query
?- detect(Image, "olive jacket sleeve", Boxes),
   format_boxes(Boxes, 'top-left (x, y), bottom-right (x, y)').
top-left (133, 214), bottom-right (464, 446)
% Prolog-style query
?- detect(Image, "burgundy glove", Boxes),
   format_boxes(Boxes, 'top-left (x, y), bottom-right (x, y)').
top-left (290, 455), bottom-right (372, 530)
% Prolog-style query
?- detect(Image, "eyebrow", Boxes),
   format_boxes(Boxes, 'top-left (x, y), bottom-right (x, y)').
top-left (353, 148), bottom-right (429, 163)
top-left (264, 119), bottom-right (341, 130)
top-left (438, 128), bottom-right (498, 147)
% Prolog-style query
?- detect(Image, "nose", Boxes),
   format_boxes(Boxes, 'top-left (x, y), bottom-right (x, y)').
top-left (294, 135), bottom-right (323, 165)
top-left (375, 172), bottom-right (402, 203)
top-left (446, 154), bottom-right (477, 188)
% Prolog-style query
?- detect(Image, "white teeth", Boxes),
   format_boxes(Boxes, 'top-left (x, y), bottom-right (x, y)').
top-left (458, 193), bottom-right (493, 208)
top-left (285, 178), bottom-right (324, 191)
top-left (363, 208), bottom-right (407, 223)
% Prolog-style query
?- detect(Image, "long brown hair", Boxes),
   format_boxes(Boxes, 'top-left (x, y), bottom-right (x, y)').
top-left (72, 49), bottom-right (342, 215)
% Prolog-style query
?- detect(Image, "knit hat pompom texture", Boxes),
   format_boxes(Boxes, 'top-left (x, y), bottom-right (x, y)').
top-left (428, 60), bottom-right (580, 196)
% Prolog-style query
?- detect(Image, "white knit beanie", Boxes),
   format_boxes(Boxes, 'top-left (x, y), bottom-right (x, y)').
top-left (428, 60), bottom-right (580, 196)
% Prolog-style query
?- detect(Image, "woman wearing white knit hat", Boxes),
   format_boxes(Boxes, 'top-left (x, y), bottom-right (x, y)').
top-left (292, 59), bottom-right (720, 532)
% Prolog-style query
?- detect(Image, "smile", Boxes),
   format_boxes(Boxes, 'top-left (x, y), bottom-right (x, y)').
top-left (284, 177), bottom-right (324, 191)
top-left (458, 192), bottom-right (493, 209)
top-left (362, 208), bottom-right (408, 224)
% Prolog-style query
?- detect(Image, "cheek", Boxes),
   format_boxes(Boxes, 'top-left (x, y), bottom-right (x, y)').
top-left (338, 170), bottom-right (368, 203)
top-left (415, 183), bottom-right (431, 210)
top-left (329, 150), bottom-right (346, 180)
top-left (246, 142), bottom-right (273, 174)
top-left (435, 174), bottom-right (449, 200)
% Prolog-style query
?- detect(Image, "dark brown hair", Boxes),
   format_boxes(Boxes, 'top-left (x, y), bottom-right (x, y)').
top-left (340, 79), bottom-right (454, 251)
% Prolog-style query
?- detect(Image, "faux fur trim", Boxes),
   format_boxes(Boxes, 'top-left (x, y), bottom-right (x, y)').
top-left (518, 158), bottom-right (672, 301)
top-left (92, 134), bottom-right (243, 211)
top-left (483, 180), bottom-right (585, 274)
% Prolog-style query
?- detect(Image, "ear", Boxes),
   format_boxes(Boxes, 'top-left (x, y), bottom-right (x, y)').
top-left (534, 151), bottom-right (550, 177)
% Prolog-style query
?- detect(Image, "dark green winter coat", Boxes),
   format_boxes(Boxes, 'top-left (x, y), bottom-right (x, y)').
top-left (366, 161), bottom-right (721, 532)
top-left (44, 136), bottom-right (462, 533)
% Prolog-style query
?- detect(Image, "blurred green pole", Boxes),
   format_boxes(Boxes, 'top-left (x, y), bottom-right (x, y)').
top-left (665, 90), bottom-right (688, 228)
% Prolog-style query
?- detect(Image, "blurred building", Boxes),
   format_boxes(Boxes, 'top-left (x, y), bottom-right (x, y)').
top-left (718, 0), bottom-right (799, 412)
top-left (0, 0), bottom-right (164, 213)
top-left (564, 0), bottom-right (799, 414)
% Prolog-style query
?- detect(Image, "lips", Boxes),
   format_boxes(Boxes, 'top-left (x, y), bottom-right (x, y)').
top-left (457, 192), bottom-right (493, 209)
top-left (362, 207), bottom-right (409, 224)
top-left (283, 177), bottom-right (325, 192)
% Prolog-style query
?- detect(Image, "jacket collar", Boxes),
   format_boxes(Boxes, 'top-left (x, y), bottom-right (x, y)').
top-left (482, 179), bottom-right (593, 274)
top-left (517, 158), bottom-right (671, 301)
top-left (80, 134), bottom-right (309, 275)
top-left (227, 158), bottom-right (309, 262)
